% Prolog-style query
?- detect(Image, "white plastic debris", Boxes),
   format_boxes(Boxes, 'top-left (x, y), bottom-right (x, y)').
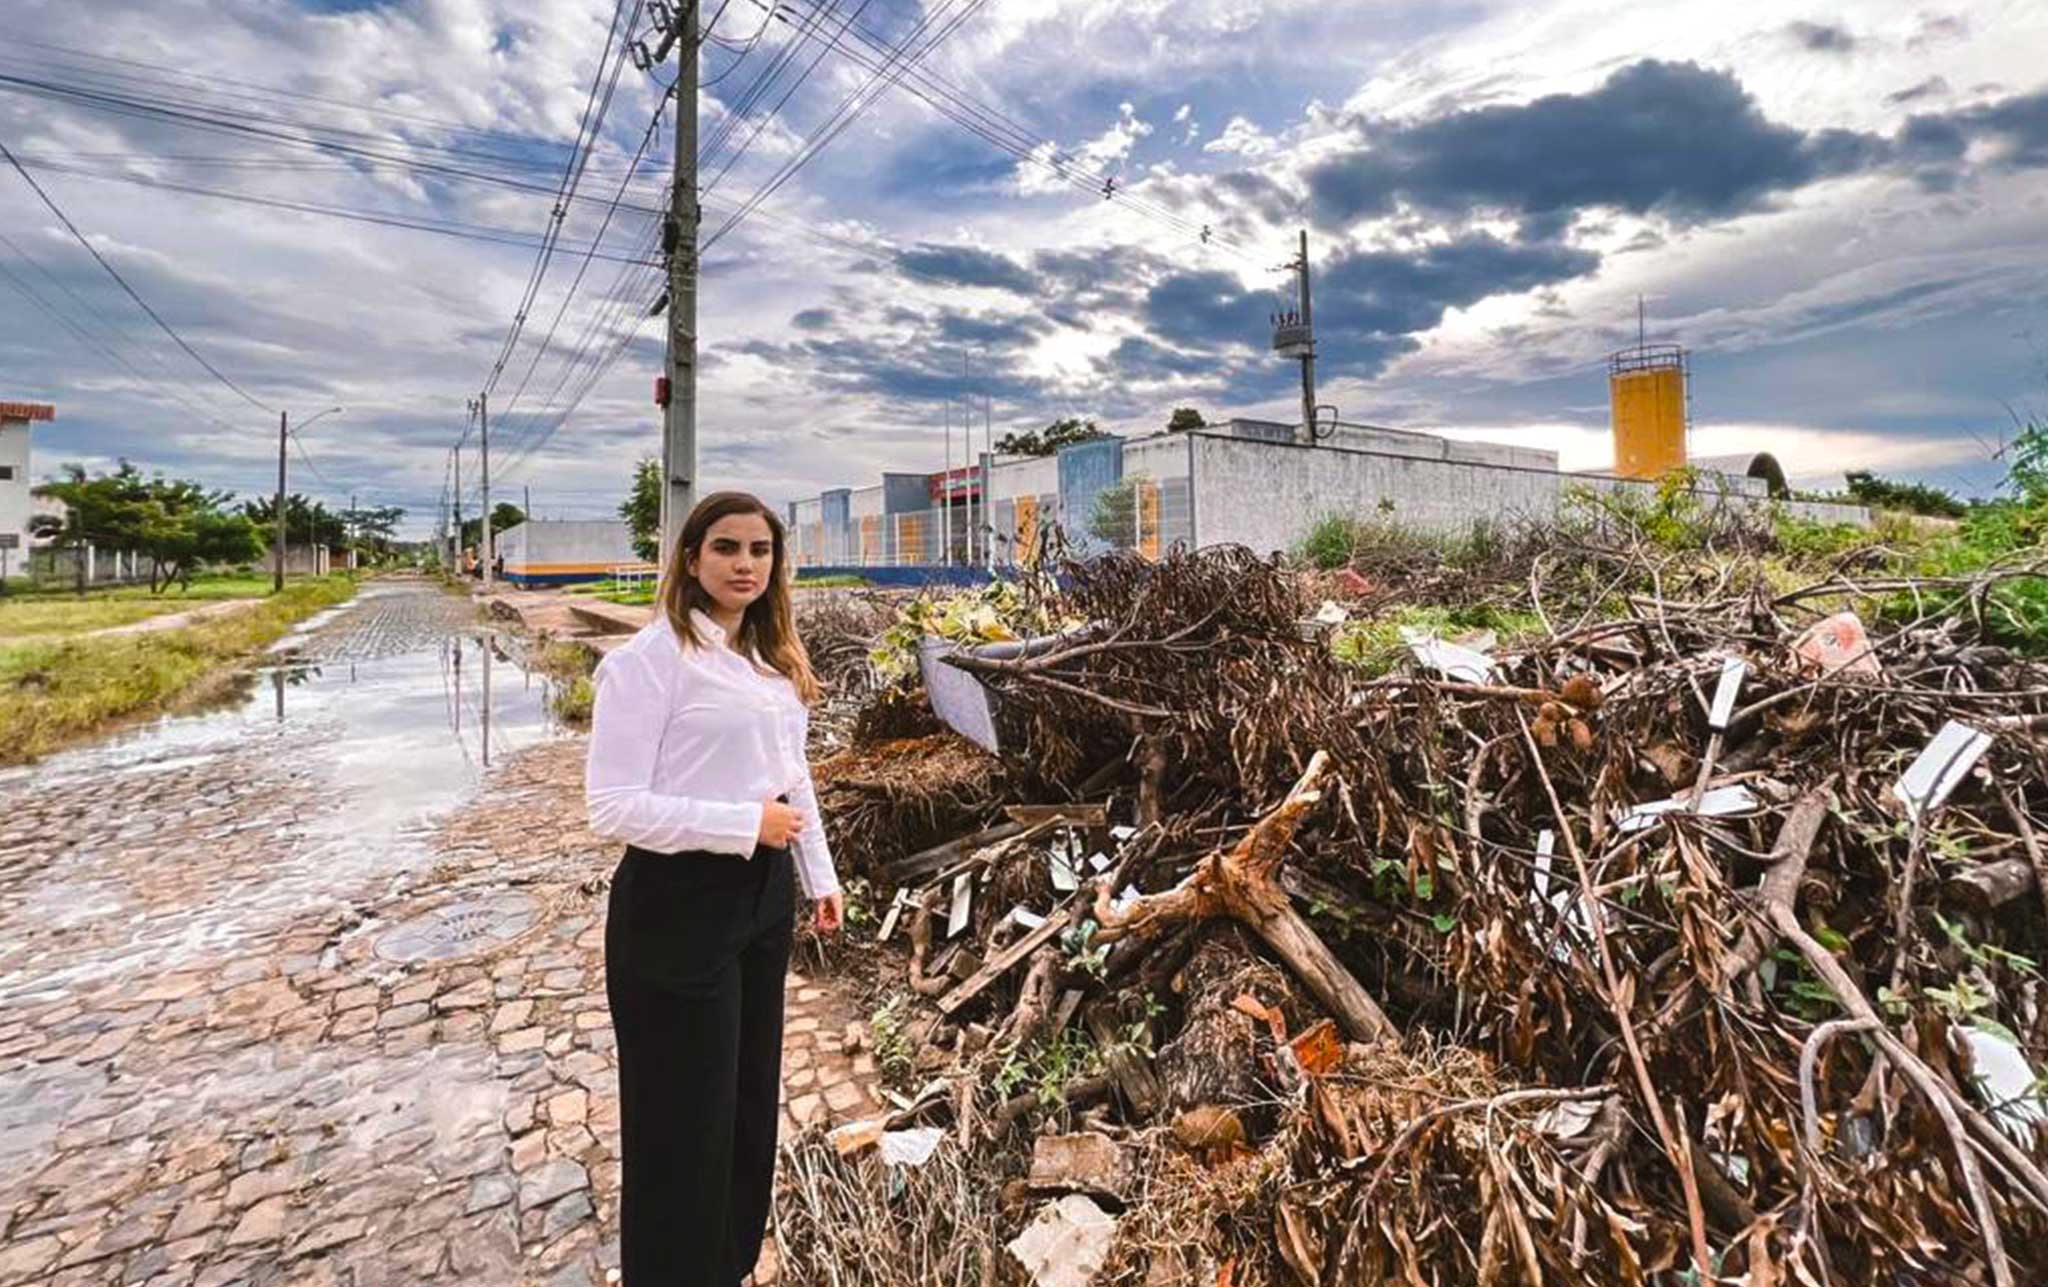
top-left (1615, 784), bottom-right (1760, 834)
top-left (1529, 829), bottom-right (1588, 961)
top-left (946, 872), bottom-right (973, 939)
top-left (1706, 656), bottom-right (1746, 731)
top-left (1110, 885), bottom-right (1141, 914)
top-left (1538, 1097), bottom-right (1602, 1139)
top-left (879, 1126), bottom-right (946, 1168)
top-left (1108, 825), bottom-right (1137, 841)
top-left (1893, 720), bottom-right (1994, 821)
top-left (1399, 626), bottom-right (1498, 684)
top-left (1049, 850), bottom-right (1079, 893)
top-left (1007, 1194), bottom-right (1117, 1287)
top-left (1009, 906), bottom-right (1049, 932)
top-left (1313, 599), bottom-right (1350, 627)
top-left (1087, 852), bottom-right (1110, 874)
top-left (1959, 1026), bottom-right (2048, 1141)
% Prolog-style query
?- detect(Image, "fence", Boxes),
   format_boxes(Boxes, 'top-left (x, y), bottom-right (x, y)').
top-left (786, 478), bottom-right (1195, 571)
top-left (13, 544), bottom-right (152, 588)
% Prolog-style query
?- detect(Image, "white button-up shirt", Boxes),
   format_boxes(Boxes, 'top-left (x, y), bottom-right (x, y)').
top-left (584, 608), bottom-right (839, 900)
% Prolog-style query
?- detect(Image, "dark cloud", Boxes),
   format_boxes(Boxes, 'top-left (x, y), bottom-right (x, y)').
top-left (1099, 336), bottom-right (1217, 381)
top-left (1955, 90), bottom-right (2048, 170)
top-left (1885, 76), bottom-right (1950, 107)
top-left (1786, 21), bottom-right (1857, 54)
top-left (792, 308), bottom-right (834, 331)
top-left (1305, 60), bottom-right (1885, 229)
top-left (894, 243), bottom-right (1037, 294)
top-left (934, 309), bottom-right (1050, 349)
top-left (1139, 234), bottom-right (1597, 380)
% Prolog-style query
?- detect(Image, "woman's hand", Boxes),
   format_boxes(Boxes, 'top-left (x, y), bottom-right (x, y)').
top-left (812, 892), bottom-right (844, 935)
top-left (757, 799), bottom-right (807, 848)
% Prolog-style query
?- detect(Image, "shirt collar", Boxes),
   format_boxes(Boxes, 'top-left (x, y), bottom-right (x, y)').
top-left (688, 607), bottom-right (728, 646)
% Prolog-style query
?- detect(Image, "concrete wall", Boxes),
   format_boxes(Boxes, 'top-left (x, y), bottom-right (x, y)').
top-left (1190, 433), bottom-right (1560, 552)
top-left (0, 421), bottom-right (31, 559)
top-left (990, 453), bottom-right (1059, 502)
top-left (1188, 432), bottom-right (1869, 554)
top-left (848, 484), bottom-right (884, 520)
top-left (498, 520), bottom-right (642, 586)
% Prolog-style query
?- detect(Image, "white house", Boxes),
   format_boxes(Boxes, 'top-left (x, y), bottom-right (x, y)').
top-left (0, 400), bottom-right (56, 579)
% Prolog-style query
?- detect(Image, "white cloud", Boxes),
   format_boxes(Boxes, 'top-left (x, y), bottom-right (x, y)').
top-left (1201, 116), bottom-right (1277, 157)
top-left (1016, 103), bottom-right (1155, 197)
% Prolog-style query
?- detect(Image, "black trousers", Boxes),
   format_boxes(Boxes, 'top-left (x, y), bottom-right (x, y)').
top-left (606, 841), bottom-right (796, 1286)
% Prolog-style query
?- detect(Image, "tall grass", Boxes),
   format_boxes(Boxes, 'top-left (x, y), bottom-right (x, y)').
top-left (0, 576), bottom-right (357, 764)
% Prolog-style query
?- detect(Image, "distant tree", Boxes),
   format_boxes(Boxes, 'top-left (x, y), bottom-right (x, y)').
top-left (1166, 406), bottom-right (1207, 432)
top-left (343, 504), bottom-right (407, 560)
top-left (37, 462), bottom-right (259, 592)
top-left (995, 417), bottom-right (1111, 458)
top-left (1840, 470), bottom-right (1967, 518)
top-left (457, 503), bottom-right (525, 553)
top-left (619, 458), bottom-right (661, 562)
top-left (243, 494), bottom-right (348, 548)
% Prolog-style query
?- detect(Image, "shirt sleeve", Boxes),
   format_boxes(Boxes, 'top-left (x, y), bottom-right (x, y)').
top-left (584, 646), bottom-right (764, 858)
top-left (786, 716), bottom-right (841, 901)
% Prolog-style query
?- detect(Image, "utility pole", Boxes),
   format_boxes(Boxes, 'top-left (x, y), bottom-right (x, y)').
top-left (348, 492), bottom-right (356, 571)
top-left (657, 0), bottom-right (700, 564)
top-left (1296, 229), bottom-right (1316, 442)
top-left (524, 483), bottom-right (532, 524)
top-left (985, 385), bottom-right (994, 569)
top-left (452, 439), bottom-right (463, 574)
top-left (943, 402), bottom-right (952, 566)
top-left (273, 410), bottom-right (288, 592)
top-left (470, 392), bottom-right (493, 590)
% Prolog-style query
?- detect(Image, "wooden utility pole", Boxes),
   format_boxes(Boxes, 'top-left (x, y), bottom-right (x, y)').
top-left (657, 0), bottom-right (700, 564)
top-left (452, 440), bottom-right (462, 573)
top-left (480, 391), bottom-right (492, 590)
top-left (273, 410), bottom-right (287, 592)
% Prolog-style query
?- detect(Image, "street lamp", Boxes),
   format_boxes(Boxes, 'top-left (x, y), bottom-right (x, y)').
top-left (274, 406), bottom-right (344, 591)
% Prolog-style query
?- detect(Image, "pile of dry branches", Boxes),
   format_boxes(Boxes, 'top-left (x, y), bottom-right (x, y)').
top-left (786, 537), bottom-right (2048, 1286)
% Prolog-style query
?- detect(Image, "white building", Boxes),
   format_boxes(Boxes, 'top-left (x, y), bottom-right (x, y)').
top-left (0, 400), bottom-right (57, 579)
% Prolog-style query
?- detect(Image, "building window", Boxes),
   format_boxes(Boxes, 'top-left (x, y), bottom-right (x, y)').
top-left (0, 465), bottom-right (14, 480)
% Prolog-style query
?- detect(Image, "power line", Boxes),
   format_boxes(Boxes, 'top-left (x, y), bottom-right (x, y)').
top-left (8, 157), bottom-right (663, 265)
top-left (703, 0), bottom-right (982, 252)
top-left (0, 135), bottom-right (274, 412)
top-left (481, 0), bottom-right (644, 398)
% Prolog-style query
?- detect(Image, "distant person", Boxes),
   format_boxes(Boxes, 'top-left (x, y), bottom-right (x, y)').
top-left (584, 490), bottom-right (842, 1287)
top-left (492, 551), bottom-right (504, 581)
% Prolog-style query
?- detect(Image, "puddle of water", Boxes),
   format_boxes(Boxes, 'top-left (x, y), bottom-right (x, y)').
top-left (1, 590), bottom-right (573, 988)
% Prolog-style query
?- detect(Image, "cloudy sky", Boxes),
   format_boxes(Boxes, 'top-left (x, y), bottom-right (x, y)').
top-left (2, 0), bottom-right (2044, 534)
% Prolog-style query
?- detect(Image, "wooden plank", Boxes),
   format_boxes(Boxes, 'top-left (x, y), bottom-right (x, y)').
top-left (1004, 802), bottom-right (1110, 827)
top-left (880, 820), bottom-right (1029, 885)
top-left (936, 903), bottom-right (1076, 1017)
top-left (1085, 1004), bottom-right (1161, 1120)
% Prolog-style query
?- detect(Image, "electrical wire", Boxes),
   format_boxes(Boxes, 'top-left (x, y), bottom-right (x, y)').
top-left (703, 0), bottom-right (981, 251)
top-left (481, 0), bottom-right (644, 397)
top-left (0, 135), bottom-right (274, 412)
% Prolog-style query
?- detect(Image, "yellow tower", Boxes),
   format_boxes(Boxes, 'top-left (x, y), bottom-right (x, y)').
top-left (1608, 342), bottom-right (1688, 479)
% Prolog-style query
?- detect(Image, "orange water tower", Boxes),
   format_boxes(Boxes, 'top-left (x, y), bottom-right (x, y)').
top-left (1608, 342), bottom-right (1689, 479)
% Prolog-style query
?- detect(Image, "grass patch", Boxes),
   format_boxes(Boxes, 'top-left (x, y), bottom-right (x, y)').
top-left (794, 573), bottom-right (870, 589)
top-left (0, 576), bottom-right (357, 764)
top-left (533, 640), bottom-right (599, 726)
top-left (0, 574), bottom-right (286, 639)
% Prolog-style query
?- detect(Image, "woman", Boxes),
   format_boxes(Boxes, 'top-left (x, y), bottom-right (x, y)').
top-left (586, 491), bottom-right (844, 1286)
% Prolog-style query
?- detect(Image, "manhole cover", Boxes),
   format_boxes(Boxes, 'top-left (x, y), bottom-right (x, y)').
top-left (375, 892), bottom-right (541, 964)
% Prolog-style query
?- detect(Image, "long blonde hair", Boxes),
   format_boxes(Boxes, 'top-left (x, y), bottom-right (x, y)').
top-left (660, 491), bottom-right (821, 705)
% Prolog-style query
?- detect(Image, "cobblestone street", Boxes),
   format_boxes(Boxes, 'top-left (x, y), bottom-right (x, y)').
top-left (0, 583), bottom-right (883, 1286)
